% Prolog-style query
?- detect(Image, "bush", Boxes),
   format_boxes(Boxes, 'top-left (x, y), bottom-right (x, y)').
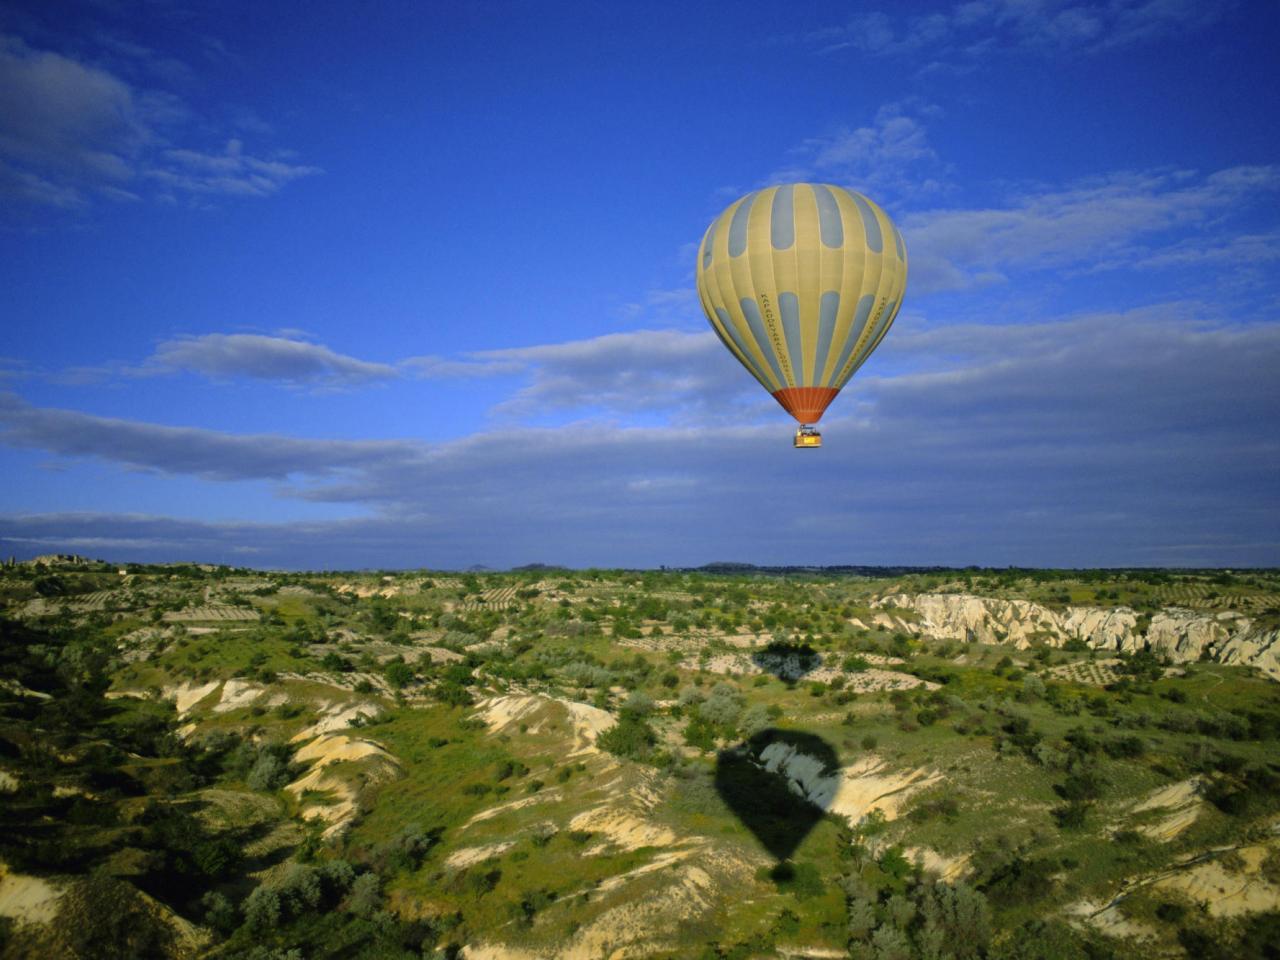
top-left (597, 714), bottom-right (657, 761)
top-left (375, 824), bottom-right (441, 873)
top-left (740, 704), bottom-right (770, 738)
top-left (1053, 800), bottom-right (1090, 830)
top-left (436, 682), bottom-right (473, 707)
top-left (991, 917), bottom-right (1118, 959)
top-left (243, 885), bottom-right (282, 932)
top-left (201, 890), bottom-right (238, 936)
top-left (678, 686), bottom-right (704, 707)
top-left (384, 661), bottom-right (415, 689)
top-left (620, 691), bottom-right (654, 716)
top-left (56, 873), bottom-right (175, 959)
top-left (698, 683), bottom-right (744, 732)
top-left (345, 872), bottom-right (381, 918)
top-left (1056, 765), bottom-right (1106, 803)
top-left (247, 751), bottom-right (292, 792)
top-left (1104, 735), bottom-right (1145, 758)
top-left (320, 652), bottom-right (352, 672)
top-left (682, 716), bottom-right (718, 752)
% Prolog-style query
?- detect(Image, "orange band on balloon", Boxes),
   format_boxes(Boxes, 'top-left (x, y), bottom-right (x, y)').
top-left (771, 387), bottom-right (840, 424)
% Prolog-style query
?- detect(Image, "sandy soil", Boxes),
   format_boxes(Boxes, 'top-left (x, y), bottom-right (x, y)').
top-left (445, 842), bottom-right (516, 869)
top-left (567, 806), bottom-right (678, 852)
top-left (464, 791), bottom-right (563, 828)
top-left (902, 846), bottom-right (971, 881)
top-left (560, 862), bottom-right (723, 960)
top-left (293, 734), bottom-right (391, 767)
top-left (420, 645), bottom-right (465, 664)
top-left (212, 678), bottom-right (265, 713)
top-left (755, 744), bottom-right (943, 823)
top-left (1129, 778), bottom-right (1204, 841)
top-left (559, 699), bottom-right (616, 756)
top-left (592, 848), bottom-right (699, 894)
top-left (290, 702), bottom-right (380, 742)
top-left (1071, 841), bottom-right (1280, 941)
top-left (688, 653), bottom-right (934, 693)
top-left (1152, 844), bottom-right (1280, 917)
top-left (285, 733), bottom-right (400, 839)
top-left (0, 862), bottom-right (61, 925)
top-left (1067, 899), bottom-right (1158, 940)
top-left (167, 680), bottom-right (221, 714)
top-left (477, 694), bottom-right (547, 731)
top-left (477, 694), bottom-right (616, 757)
top-left (461, 945), bottom-right (544, 960)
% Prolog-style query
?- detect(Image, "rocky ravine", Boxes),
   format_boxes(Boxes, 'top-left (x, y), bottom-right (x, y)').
top-left (873, 593), bottom-right (1280, 680)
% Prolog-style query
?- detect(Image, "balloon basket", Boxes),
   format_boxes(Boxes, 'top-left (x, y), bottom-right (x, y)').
top-left (793, 425), bottom-right (822, 449)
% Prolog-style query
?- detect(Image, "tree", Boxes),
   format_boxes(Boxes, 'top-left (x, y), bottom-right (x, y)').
top-left (740, 703), bottom-right (770, 737)
top-left (201, 890), bottom-right (238, 936)
top-left (345, 872), bottom-right (382, 919)
top-left (597, 714), bottom-right (657, 761)
top-left (620, 691), bottom-right (654, 716)
top-left (384, 660), bottom-right (415, 689)
top-left (917, 880), bottom-right (991, 960)
top-left (243, 885), bottom-right (282, 932)
top-left (870, 924), bottom-right (912, 960)
top-left (56, 873), bottom-right (174, 960)
top-left (847, 896), bottom-right (877, 941)
top-left (699, 682), bottom-right (744, 733)
top-left (248, 752), bottom-right (291, 791)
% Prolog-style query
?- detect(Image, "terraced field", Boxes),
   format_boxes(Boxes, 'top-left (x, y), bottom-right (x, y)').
top-left (461, 585), bottom-right (519, 611)
top-left (1150, 582), bottom-right (1277, 612)
top-left (162, 604), bottom-right (261, 622)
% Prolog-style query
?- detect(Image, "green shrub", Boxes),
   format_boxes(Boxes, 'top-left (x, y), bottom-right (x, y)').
top-left (597, 714), bottom-right (657, 761)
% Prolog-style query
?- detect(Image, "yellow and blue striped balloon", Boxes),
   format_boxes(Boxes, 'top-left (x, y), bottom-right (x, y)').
top-left (695, 183), bottom-right (907, 425)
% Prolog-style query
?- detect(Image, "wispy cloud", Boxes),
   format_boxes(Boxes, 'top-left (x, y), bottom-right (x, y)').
top-left (147, 140), bottom-right (319, 199)
top-left (769, 103), bottom-right (950, 204)
top-left (128, 328), bottom-right (751, 417)
top-left (904, 165), bottom-right (1280, 294)
top-left (475, 330), bottom-right (751, 420)
top-left (0, 392), bottom-right (418, 482)
top-left (2, 307), bottom-right (1276, 567)
top-left (147, 333), bottom-right (398, 387)
top-left (811, 0), bottom-right (1228, 61)
top-left (0, 33), bottom-right (318, 211)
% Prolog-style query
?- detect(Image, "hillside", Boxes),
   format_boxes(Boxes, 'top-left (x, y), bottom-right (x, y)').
top-left (1, 562), bottom-right (1279, 959)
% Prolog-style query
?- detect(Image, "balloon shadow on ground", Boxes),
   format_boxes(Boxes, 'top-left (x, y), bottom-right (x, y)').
top-left (714, 727), bottom-right (838, 866)
top-left (750, 641), bottom-right (822, 682)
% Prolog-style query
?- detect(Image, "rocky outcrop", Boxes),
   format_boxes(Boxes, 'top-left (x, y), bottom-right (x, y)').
top-left (874, 593), bottom-right (1280, 680)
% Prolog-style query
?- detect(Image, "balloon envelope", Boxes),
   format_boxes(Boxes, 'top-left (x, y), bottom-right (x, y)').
top-left (695, 183), bottom-right (907, 424)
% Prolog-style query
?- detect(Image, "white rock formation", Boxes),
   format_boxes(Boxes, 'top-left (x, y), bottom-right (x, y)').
top-left (874, 593), bottom-right (1280, 679)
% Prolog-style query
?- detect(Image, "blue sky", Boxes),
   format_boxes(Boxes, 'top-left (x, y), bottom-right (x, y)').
top-left (1, 0), bottom-right (1278, 569)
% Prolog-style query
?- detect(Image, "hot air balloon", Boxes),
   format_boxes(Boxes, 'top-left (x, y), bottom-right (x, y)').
top-left (695, 183), bottom-right (907, 447)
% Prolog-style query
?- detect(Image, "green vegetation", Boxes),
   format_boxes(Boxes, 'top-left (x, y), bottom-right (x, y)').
top-left (1, 557), bottom-right (1278, 958)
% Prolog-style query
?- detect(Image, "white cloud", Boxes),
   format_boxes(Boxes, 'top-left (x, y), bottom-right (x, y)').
top-left (477, 329), bottom-right (749, 419)
top-left (770, 103), bottom-right (949, 203)
top-left (814, 0), bottom-right (1227, 61)
top-left (904, 165), bottom-right (1280, 293)
top-left (148, 333), bottom-right (397, 387)
top-left (0, 391), bottom-right (416, 481)
top-left (0, 33), bottom-right (318, 210)
top-left (2, 307), bottom-right (1277, 567)
top-left (148, 139), bottom-right (319, 199)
